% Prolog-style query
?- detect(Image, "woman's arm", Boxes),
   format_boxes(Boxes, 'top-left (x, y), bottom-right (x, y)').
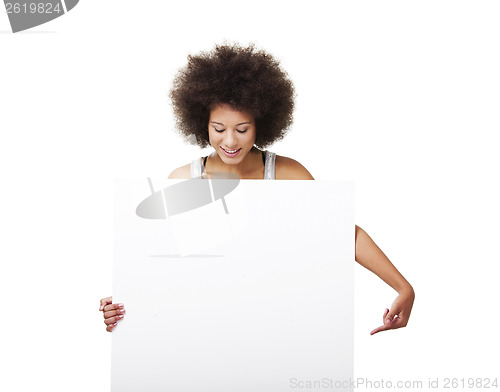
top-left (275, 160), bottom-right (412, 334)
top-left (355, 225), bottom-right (415, 335)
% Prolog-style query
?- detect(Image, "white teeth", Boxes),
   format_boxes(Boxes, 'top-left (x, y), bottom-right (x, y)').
top-left (223, 148), bottom-right (239, 154)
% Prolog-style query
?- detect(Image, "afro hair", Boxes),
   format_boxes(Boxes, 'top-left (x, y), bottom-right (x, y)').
top-left (170, 43), bottom-right (295, 149)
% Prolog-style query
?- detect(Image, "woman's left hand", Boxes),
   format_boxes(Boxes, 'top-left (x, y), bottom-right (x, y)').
top-left (370, 287), bottom-right (415, 335)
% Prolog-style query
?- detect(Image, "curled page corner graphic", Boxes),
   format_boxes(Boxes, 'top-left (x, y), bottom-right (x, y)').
top-left (4, 0), bottom-right (79, 33)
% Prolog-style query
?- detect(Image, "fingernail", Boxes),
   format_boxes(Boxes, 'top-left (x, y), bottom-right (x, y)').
top-left (118, 303), bottom-right (124, 308)
top-left (118, 315), bottom-right (124, 319)
top-left (113, 322), bottom-right (117, 326)
top-left (385, 318), bottom-right (391, 325)
top-left (119, 309), bottom-right (125, 313)
top-left (99, 306), bottom-right (103, 311)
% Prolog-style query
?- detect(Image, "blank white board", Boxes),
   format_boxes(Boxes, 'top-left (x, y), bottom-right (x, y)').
top-left (112, 179), bottom-right (355, 392)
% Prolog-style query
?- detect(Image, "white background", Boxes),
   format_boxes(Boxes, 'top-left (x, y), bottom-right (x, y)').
top-left (0, 1), bottom-right (499, 391)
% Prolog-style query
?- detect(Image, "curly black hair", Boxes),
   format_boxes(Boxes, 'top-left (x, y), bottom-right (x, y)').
top-left (170, 43), bottom-right (295, 149)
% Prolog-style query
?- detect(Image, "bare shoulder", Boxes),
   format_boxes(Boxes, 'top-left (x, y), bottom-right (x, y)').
top-left (275, 155), bottom-right (314, 180)
top-left (168, 163), bottom-right (191, 179)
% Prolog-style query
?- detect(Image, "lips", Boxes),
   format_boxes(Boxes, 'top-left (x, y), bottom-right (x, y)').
top-left (221, 147), bottom-right (241, 157)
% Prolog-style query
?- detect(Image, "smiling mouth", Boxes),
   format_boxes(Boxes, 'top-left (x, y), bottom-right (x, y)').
top-left (221, 147), bottom-right (242, 154)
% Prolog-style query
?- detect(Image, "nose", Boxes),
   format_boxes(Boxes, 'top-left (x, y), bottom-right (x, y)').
top-left (223, 130), bottom-right (237, 148)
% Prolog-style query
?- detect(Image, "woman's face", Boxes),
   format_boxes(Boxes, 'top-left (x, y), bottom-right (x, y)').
top-left (208, 104), bottom-right (257, 165)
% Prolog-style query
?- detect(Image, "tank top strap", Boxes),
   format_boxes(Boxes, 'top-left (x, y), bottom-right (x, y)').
top-left (202, 156), bottom-right (208, 175)
top-left (190, 157), bottom-right (205, 179)
top-left (264, 150), bottom-right (276, 180)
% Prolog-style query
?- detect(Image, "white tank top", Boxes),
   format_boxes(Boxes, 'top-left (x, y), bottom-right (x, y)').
top-left (190, 150), bottom-right (276, 179)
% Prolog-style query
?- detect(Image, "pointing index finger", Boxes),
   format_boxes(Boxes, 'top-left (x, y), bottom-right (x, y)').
top-left (370, 324), bottom-right (390, 335)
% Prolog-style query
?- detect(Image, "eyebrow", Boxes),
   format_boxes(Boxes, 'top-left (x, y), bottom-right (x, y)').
top-left (210, 121), bottom-right (252, 126)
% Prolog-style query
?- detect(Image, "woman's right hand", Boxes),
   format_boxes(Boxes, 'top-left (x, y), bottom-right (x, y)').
top-left (99, 296), bottom-right (125, 332)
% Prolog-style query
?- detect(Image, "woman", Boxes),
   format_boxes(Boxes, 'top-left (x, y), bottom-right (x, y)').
top-left (100, 43), bottom-right (414, 335)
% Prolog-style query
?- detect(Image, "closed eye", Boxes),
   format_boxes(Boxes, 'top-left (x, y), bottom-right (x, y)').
top-left (213, 127), bottom-right (247, 133)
